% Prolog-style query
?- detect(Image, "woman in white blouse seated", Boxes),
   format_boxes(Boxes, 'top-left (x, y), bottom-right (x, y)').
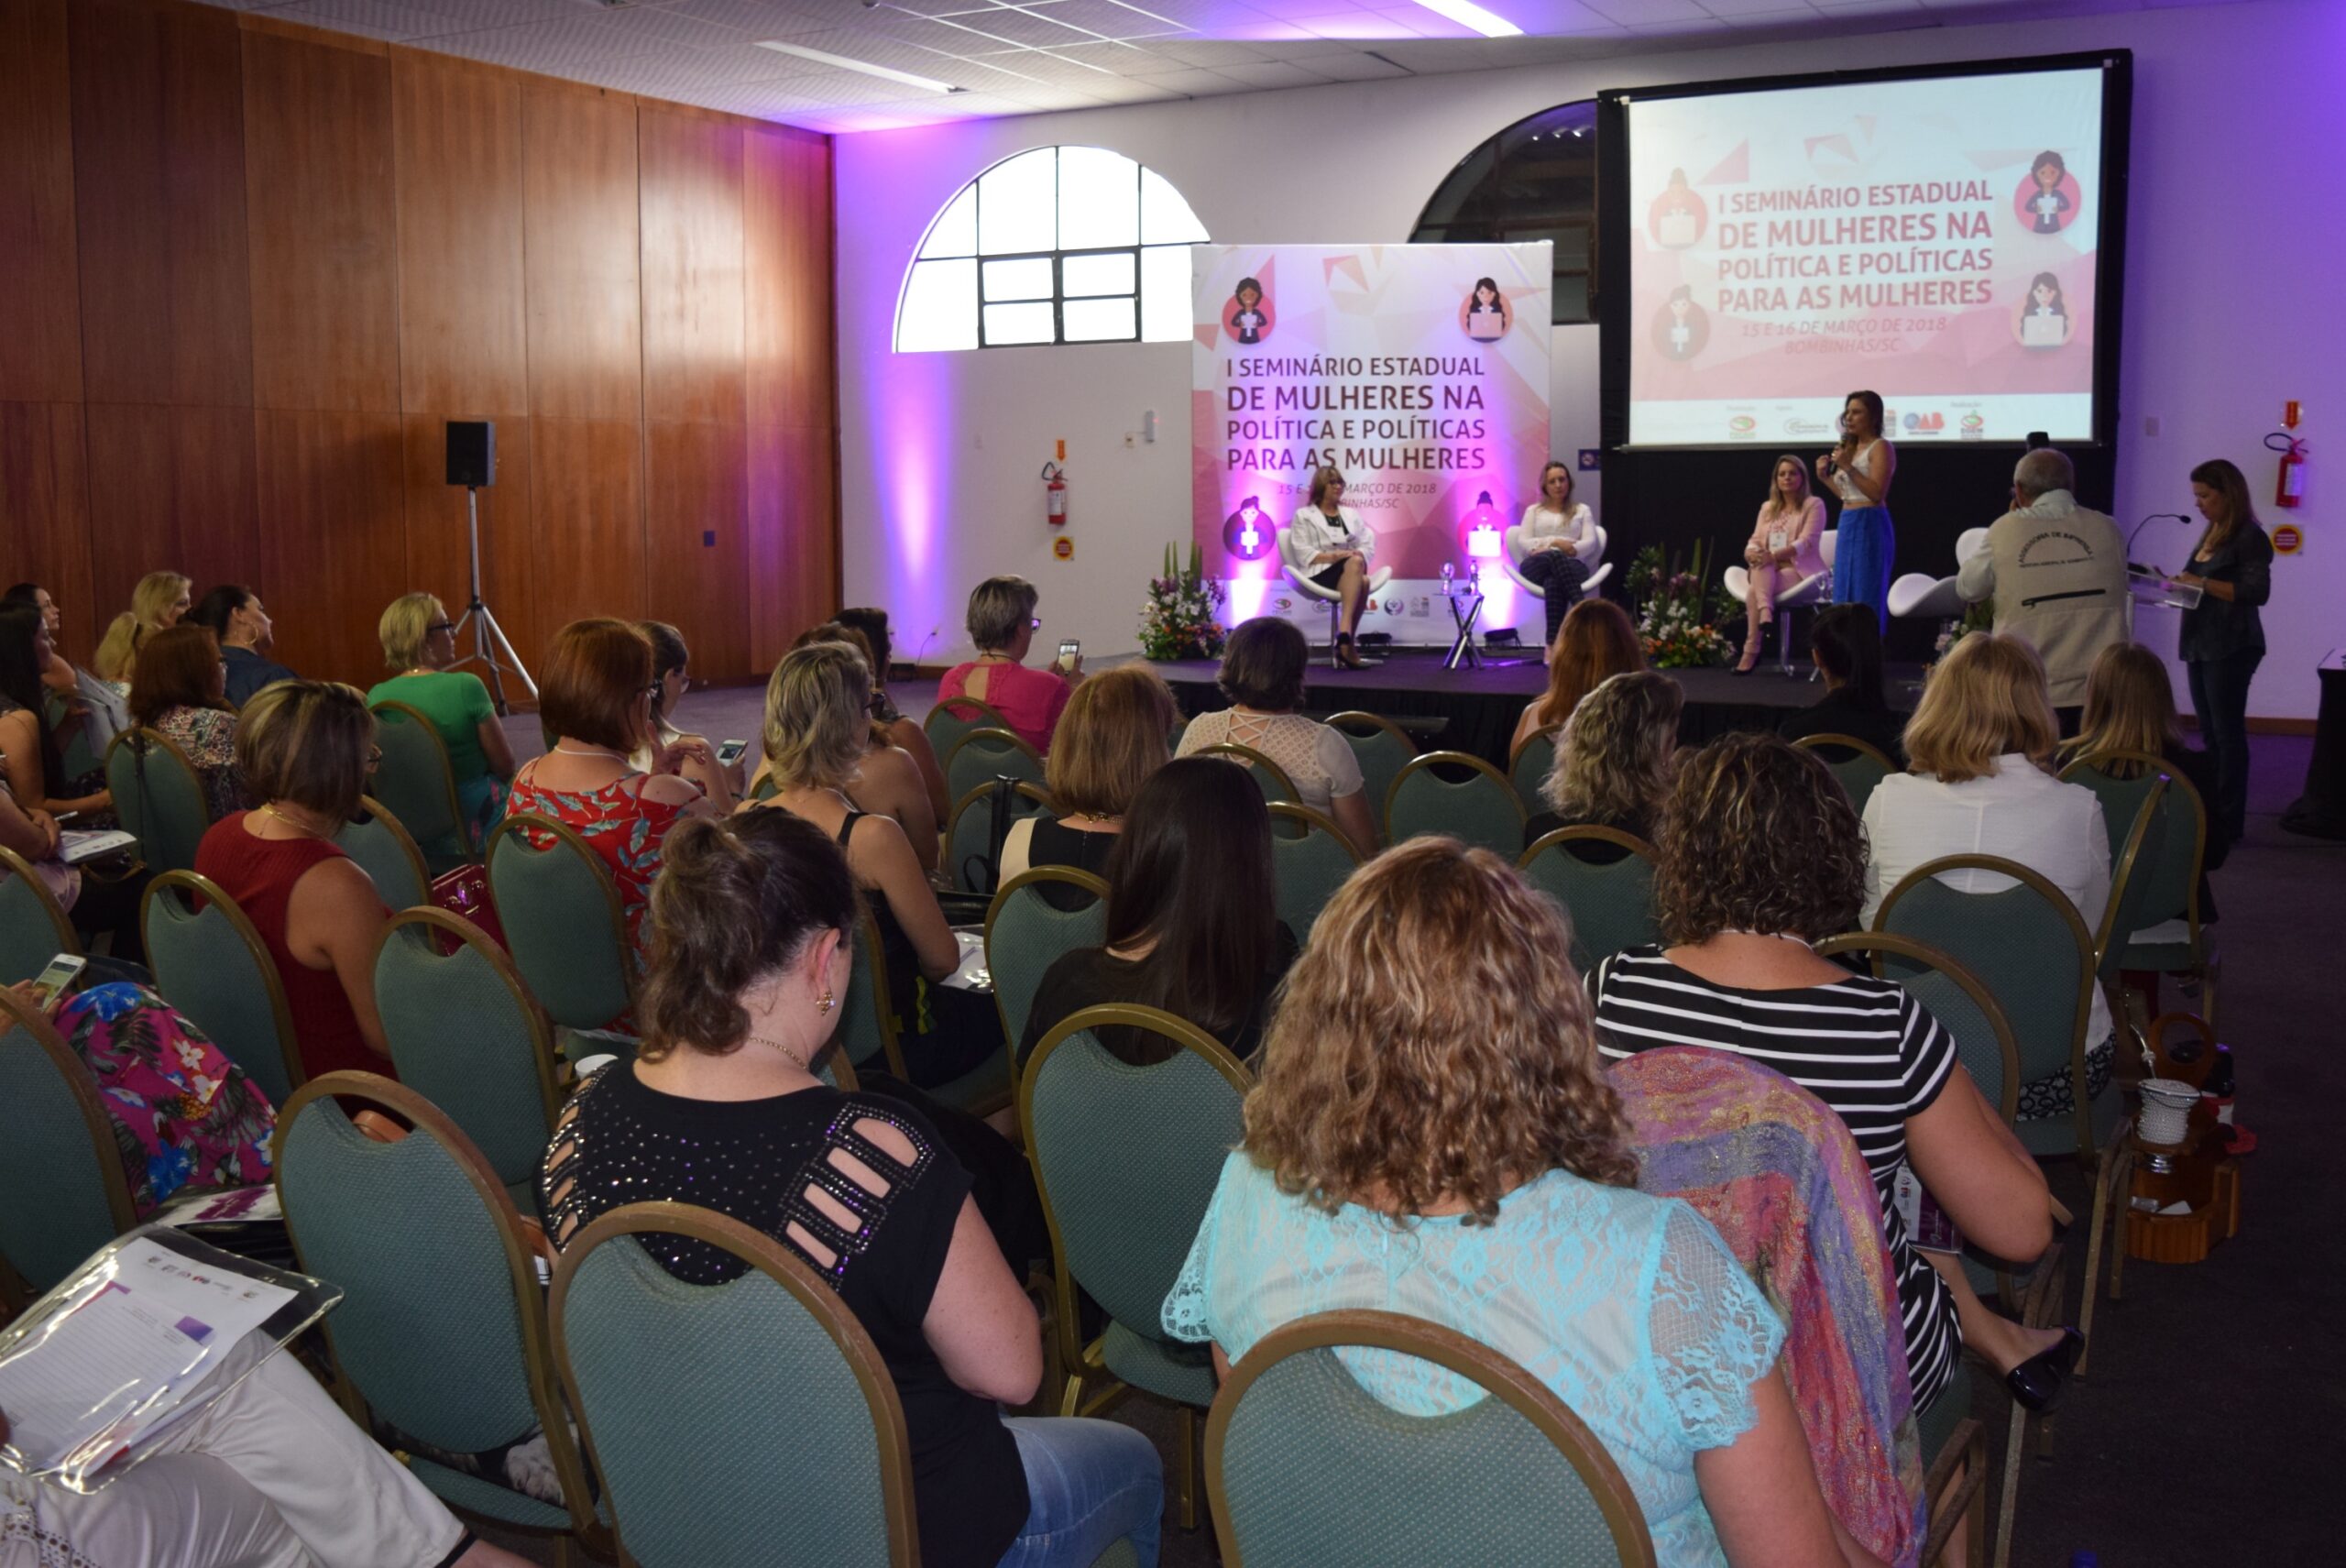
top-left (1515, 459), bottom-right (1595, 652)
top-left (1176, 616), bottom-right (1378, 856)
top-left (1863, 632), bottom-right (2113, 1124)
top-left (1287, 466), bottom-right (1378, 670)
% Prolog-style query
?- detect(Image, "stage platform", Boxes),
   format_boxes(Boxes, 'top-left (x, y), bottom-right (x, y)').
top-left (1148, 649), bottom-right (1922, 768)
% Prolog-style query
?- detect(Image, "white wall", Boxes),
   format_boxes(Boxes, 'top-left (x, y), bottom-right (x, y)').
top-left (836, 0), bottom-right (2342, 720)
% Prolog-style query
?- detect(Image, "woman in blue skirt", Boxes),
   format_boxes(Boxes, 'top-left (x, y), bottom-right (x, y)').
top-left (1815, 389), bottom-right (1897, 630)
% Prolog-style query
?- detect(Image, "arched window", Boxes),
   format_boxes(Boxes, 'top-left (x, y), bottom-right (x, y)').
top-left (896, 147), bottom-right (1209, 352)
top-left (1410, 102), bottom-right (1597, 325)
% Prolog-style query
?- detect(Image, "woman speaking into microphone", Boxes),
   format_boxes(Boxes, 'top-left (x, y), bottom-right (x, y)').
top-left (1817, 389), bottom-right (1896, 631)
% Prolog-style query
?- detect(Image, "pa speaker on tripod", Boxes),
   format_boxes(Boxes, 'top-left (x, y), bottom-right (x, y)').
top-left (444, 420), bottom-right (534, 714)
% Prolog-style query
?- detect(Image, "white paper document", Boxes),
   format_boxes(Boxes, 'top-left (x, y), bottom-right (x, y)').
top-left (940, 929), bottom-right (992, 992)
top-left (57, 829), bottom-right (137, 865)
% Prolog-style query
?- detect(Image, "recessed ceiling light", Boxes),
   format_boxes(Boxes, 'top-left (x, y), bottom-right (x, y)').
top-left (1412, 0), bottom-right (1521, 38)
top-left (755, 39), bottom-right (965, 94)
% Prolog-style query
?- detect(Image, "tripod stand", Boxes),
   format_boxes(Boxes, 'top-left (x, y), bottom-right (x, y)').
top-left (450, 485), bottom-right (536, 716)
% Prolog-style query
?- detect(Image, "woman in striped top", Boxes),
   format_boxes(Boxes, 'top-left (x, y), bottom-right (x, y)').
top-left (1590, 733), bottom-right (2080, 1415)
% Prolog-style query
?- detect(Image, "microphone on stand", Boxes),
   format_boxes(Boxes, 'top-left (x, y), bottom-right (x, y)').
top-left (2127, 511), bottom-right (2192, 565)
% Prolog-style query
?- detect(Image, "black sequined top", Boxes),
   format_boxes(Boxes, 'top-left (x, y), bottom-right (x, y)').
top-left (543, 1063), bottom-right (1028, 1566)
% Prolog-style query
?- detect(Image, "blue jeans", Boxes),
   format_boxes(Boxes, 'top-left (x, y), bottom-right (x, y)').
top-left (995, 1417), bottom-right (1163, 1568)
top-left (2187, 649), bottom-right (2263, 842)
top-left (1832, 505), bottom-right (1894, 631)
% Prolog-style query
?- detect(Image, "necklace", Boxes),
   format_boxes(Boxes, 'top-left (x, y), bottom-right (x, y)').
top-left (259, 802), bottom-right (330, 839)
top-left (553, 743), bottom-right (628, 761)
top-left (746, 1034), bottom-right (811, 1069)
top-left (1719, 927), bottom-right (1815, 950)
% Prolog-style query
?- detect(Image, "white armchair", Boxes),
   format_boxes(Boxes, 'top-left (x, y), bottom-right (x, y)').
top-left (1889, 526), bottom-right (1991, 620)
top-left (1278, 525), bottom-right (1394, 666)
top-left (1721, 530), bottom-right (1837, 676)
top-left (1502, 523), bottom-right (1615, 602)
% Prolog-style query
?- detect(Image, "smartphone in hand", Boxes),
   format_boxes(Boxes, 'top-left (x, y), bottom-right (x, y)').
top-left (716, 739), bottom-right (749, 767)
top-left (1057, 638), bottom-right (1080, 674)
top-left (24, 952), bottom-right (88, 1013)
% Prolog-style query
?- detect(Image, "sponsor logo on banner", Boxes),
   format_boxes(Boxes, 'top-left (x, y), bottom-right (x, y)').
top-left (1728, 415), bottom-right (1758, 438)
top-left (1902, 411), bottom-right (1946, 433)
top-left (1959, 411), bottom-right (1986, 442)
top-left (1274, 597), bottom-right (1293, 611)
top-left (1410, 598), bottom-right (1431, 618)
top-left (1783, 418), bottom-right (1830, 436)
top-left (1383, 598), bottom-right (1402, 616)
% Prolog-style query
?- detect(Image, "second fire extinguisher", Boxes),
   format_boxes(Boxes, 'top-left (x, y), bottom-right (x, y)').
top-left (1043, 461), bottom-right (1069, 526)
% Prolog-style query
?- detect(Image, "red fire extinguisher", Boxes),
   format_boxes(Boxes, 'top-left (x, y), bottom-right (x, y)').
top-left (1042, 461), bottom-right (1068, 526)
top-left (2268, 432), bottom-right (2307, 509)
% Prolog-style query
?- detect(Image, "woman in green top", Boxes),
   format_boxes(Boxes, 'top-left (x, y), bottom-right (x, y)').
top-left (368, 592), bottom-right (519, 847)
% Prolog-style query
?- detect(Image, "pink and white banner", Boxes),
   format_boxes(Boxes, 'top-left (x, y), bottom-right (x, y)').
top-left (1192, 243), bottom-right (1552, 641)
top-left (1626, 67), bottom-right (2104, 446)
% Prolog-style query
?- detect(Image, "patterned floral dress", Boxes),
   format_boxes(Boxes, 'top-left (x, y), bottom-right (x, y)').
top-left (50, 981), bottom-right (276, 1214)
top-left (150, 703), bottom-right (246, 822)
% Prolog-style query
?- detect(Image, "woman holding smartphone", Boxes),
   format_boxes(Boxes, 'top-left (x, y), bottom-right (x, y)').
top-left (1816, 390), bottom-right (1896, 631)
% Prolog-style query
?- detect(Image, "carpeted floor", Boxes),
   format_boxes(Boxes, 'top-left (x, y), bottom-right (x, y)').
top-left (493, 688), bottom-right (2338, 1567)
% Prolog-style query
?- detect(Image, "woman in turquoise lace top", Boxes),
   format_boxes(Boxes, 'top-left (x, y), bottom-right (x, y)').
top-left (1163, 839), bottom-right (1878, 1568)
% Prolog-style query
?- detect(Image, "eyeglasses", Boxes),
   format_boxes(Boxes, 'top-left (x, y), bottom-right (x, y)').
top-left (426, 620), bottom-right (455, 635)
top-left (643, 681), bottom-right (665, 702)
top-left (1029, 616), bottom-right (1042, 629)
top-left (366, 745), bottom-right (383, 771)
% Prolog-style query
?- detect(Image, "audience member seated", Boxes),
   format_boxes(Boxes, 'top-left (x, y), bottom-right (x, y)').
top-left (1865, 633), bottom-right (2113, 1123)
top-left (1525, 669), bottom-right (1683, 856)
top-left (8, 976), bottom-right (275, 1212)
top-left (749, 641), bottom-right (994, 1088)
top-left (2, 582), bottom-right (78, 699)
top-left (1516, 459), bottom-right (1596, 651)
top-left (1957, 447), bottom-right (2129, 728)
top-left (1165, 839), bottom-right (1861, 1568)
top-left (195, 682), bottom-right (395, 1081)
top-left (777, 623), bottom-right (937, 872)
top-left (92, 569), bottom-right (192, 689)
top-left (1, 604), bottom-right (113, 826)
top-left (937, 576), bottom-right (1083, 753)
top-left (1176, 616), bottom-right (1377, 855)
top-left (838, 604), bottom-right (952, 823)
top-left (1512, 597), bottom-right (1647, 758)
top-left (0, 772), bottom-right (142, 968)
top-left (2062, 641), bottom-right (2225, 869)
top-left (129, 624), bottom-right (246, 821)
top-left (369, 592), bottom-right (520, 849)
top-left (1734, 455), bottom-right (1828, 675)
top-left (541, 808), bottom-right (1162, 1568)
top-left (3, 582), bottom-right (127, 774)
top-left (1593, 732), bottom-right (2076, 1415)
top-left (190, 583), bottom-right (299, 707)
top-left (631, 620), bottom-right (739, 816)
top-left (0, 1328), bottom-right (536, 1568)
top-left (1777, 606), bottom-right (1907, 764)
top-left (1002, 664), bottom-right (1176, 901)
top-left (1020, 756), bottom-right (1296, 1069)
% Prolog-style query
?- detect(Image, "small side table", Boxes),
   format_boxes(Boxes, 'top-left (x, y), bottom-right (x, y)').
top-left (1443, 586), bottom-right (1485, 671)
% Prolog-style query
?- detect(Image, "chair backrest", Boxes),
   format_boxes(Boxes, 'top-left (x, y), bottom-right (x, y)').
top-left (273, 1073), bottom-right (600, 1542)
top-left (1326, 711), bottom-right (1416, 818)
top-left (0, 844), bottom-right (79, 985)
top-left (47, 687), bottom-right (104, 784)
top-left (924, 694), bottom-right (1014, 769)
top-left (1815, 933), bottom-right (2023, 1123)
top-left (1206, 1308), bottom-right (1657, 1568)
top-left (1024, 1006), bottom-right (1252, 1355)
top-left (103, 728), bottom-right (212, 873)
top-left (944, 780), bottom-right (1056, 895)
top-left (333, 795), bottom-right (433, 912)
top-left (1791, 732), bottom-right (1896, 817)
top-left (1875, 855), bottom-right (2097, 1159)
top-left (2091, 775), bottom-right (2169, 983)
top-left (1195, 741), bottom-right (1299, 809)
top-left (551, 1202), bottom-right (919, 1568)
top-left (836, 916), bottom-right (908, 1078)
top-left (2063, 750), bottom-right (2205, 950)
top-left (1517, 828), bottom-right (1661, 973)
top-left (487, 814), bottom-right (634, 1031)
top-left (1266, 803), bottom-right (1362, 941)
top-left (1386, 751), bottom-right (1525, 854)
top-left (373, 908), bottom-right (561, 1191)
top-left (943, 726), bottom-right (1046, 805)
top-left (0, 988), bottom-right (139, 1297)
top-left (986, 868), bottom-right (1110, 1057)
top-left (1509, 726), bottom-right (1560, 816)
top-left (367, 700), bottom-right (472, 861)
top-left (141, 869), bottom-right (305, 1106)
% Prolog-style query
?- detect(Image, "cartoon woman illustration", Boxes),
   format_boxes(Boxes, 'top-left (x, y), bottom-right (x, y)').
top-left (1229, 277), bottom-right (1268, 345)
top-left (1651, 284), bottom-right (1708, 360)
top-left (2025, 150), bottom-right (2073, 235)
top-left (1650, 167), bottom-right (1707, 249)
top-left (1222, 496), bottom-right (1272, 560)
top-left (2017, 269), bottom-right (2071, 348)
top-left (1460, 277), bottom-right (1513, 341)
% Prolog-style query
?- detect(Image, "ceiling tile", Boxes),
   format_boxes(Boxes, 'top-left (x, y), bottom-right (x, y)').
top-left (1284, 48), bottom-right (1413, 77)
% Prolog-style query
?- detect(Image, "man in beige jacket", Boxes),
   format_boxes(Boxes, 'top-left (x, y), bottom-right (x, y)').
top-left (1957, 446), bottom-right (2131, 724)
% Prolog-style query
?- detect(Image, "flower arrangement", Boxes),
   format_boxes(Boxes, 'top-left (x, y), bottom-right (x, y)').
top-left (1139, 542), bottom-right (1229, 662)
top-left (1927, 601), bottom-right (1995, 674)
top-left (1623, 541), bottom-right (1734, 670)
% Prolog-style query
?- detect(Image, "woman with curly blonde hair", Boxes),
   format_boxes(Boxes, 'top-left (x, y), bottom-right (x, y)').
top-left (1164, 838), bottom-right (1857, 1568)
top-left (1526, 669), bottom-right (1683, 852)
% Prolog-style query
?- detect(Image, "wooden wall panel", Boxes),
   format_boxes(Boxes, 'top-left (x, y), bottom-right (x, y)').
top-left (745, 123), bottom-right (832, 435)
top-left (522, 85), bottom-right (642, 423)
top-left (531, 418), bottom-right (646, 636)
top-left (0, 0), bottom-right (83, 402)
top-left (400, 413), bottom-right (541, 678)
top-left (394, 57), bottom-right (527, 415)
top-left (243, 27), bottom-right (399, 413)
top-left (639, 109), bottom-right (745, 426)
top-left (645, 421), bottom-right (750, 678)
top-left (746, 423), bottom-right (836, 673)
top-left (0, 403), bottom-right (94, 654)
top-left (83, 403), bottom-right (259, 616)
top-left (69, 0), bottom-right (252, 408)
top-left (253, 411), bottom-right (406, 678)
